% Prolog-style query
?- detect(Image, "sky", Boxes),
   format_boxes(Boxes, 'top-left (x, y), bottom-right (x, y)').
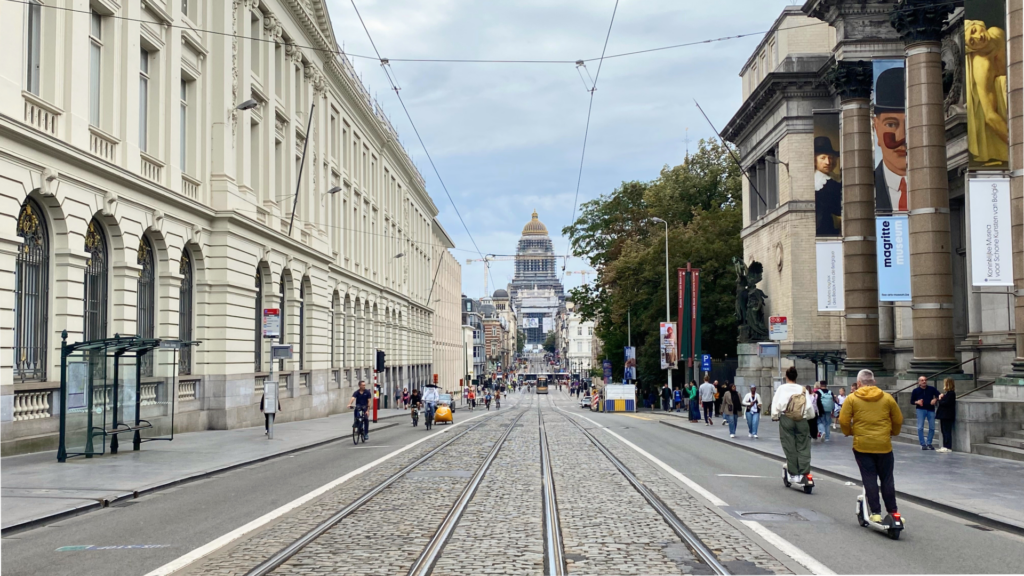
top-left (324, 0), bottom-right (803, 299)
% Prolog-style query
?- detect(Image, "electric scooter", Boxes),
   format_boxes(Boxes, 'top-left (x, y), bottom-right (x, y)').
top-left (781, 465), bottom-right (815, 494)
top-left (856, 489), bottom-right (904, 540)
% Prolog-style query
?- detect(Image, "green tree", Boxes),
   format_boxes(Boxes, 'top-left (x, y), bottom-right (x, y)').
top-left (516, 330), bottom-right (525, 354)
top-left (542, 331), bottom-right (557, 354)
top-left (562, 138), bottom-right (742, 392)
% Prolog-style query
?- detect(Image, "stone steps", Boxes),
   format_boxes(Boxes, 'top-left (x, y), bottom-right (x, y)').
top-left (974, 443), bottom-right (1024, 462)
top-left (988, 436), bottom-right (1024, 450)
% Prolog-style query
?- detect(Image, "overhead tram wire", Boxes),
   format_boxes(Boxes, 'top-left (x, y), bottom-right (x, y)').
top-left (694, 99), bottom-right (768, 207)
top-left (348, 0), bottom-right (499, 297)
top-left (560, 0), bottom-right (620, 283)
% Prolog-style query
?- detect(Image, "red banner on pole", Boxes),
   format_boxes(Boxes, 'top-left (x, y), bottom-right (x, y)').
top-left (691, 270), bottom-right (700, 370)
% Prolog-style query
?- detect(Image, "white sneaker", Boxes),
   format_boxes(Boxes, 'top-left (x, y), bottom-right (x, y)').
top-left (748, 433), bottom-right (753, 438)
top-left (730, 434), bottom-right (735, 438)
top-left (753, 434), bottom-right (758, 438)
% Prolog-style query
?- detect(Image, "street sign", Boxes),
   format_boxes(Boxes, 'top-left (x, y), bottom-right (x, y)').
top-left (262, 308), bottom-right (281, 338)
top-left (271, 343), bottom-right (293, 360)
top-left (769, 316), bottom-right (788, 341)
top-left (701, 354), bottom-right (712, 372)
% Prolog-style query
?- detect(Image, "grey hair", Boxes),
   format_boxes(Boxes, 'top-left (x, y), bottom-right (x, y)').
top-left (856, 369), bottom-right (875, 384)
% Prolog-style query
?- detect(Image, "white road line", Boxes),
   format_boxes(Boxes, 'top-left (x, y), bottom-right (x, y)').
top-left (561, 408), bottom-right (835, 576)
top-left (142, 411), bottom-right (492, 576)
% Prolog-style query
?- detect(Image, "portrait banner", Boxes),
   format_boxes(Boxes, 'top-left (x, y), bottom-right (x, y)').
top-left (965, 0), bottom-right (1009, 170)
top-left (872, 60), bottom-right (907, 214)
top-left (624, 347), bottom-right (636, 381)
top-left (659, 322), bottom-right (678, 370)
top-left (813, 112), bottom-right (843, 236)
top-left (969, 177), bottom-right (1013, 286)
top-left (542, 317), bottom-right (553, 333)
top-left (876, 216), bottom-right (912, 301)
top-left (816, 241), bottom-right (844, 311)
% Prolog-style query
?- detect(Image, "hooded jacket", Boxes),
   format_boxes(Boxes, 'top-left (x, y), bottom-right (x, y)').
top-left (838, 386), bottom-right (904, 454)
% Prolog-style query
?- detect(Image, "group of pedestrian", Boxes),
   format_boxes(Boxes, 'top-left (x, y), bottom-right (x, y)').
top-left (912, 375), bottom-right (957, 452)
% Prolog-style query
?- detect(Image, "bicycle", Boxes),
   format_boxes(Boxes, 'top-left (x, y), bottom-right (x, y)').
top-left (411, 404), bottom-right (419, 427)
top-left (352, 406), bottom-right (368, 444)
top-left (424, 403), bottom-right (435, 431)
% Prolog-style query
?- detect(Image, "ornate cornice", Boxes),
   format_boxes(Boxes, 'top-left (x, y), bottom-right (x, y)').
top-left (722, 69), bottom-right (831, 143)
top-left (890, 0), bottom-right (957, 45)
top-left (823, 59), bottom-right (873, 100)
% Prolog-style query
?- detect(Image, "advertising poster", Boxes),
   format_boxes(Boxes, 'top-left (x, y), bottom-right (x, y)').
top-left (816, 241), bottom-right (845, 311)
top-left (966, 0), bottom-right (1009, 169)
top-left (528, 318), bottom-right (539, 328)
top-left (876, 215), bottom-right (912, 300)
top-left (813, 112), bottom-right (843, 236)
top-left (969, 177), bottom-right (1013, 286)
top-left (659, 322), bottom-right (678, 370)
top-left (542, 317), bottom-right (553, 333)
top-left (624, 347), bottom-right (636, 381)
top-left (603, 360), bottom-right (613, 383)
top-left (872, 60), bottom-right (907, 213)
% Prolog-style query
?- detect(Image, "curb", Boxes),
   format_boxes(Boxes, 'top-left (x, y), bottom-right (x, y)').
top-left (0, 419), bottom-right (400, 536)
top-left (659, 419), bottom-right (1024, 537)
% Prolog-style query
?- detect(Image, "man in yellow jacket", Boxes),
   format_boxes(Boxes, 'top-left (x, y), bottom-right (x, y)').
top-left (839, 369), bottom-right (904, 523)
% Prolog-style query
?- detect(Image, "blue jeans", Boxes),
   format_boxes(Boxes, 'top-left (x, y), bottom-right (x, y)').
top-left (746, 411), bottom-right (760, 435)
top-left (916, 408), bottom-right (936, 446)
top-left (818, 413), bottom-right (832, 440)
top-left (725, 414), bottom-right (738, 435)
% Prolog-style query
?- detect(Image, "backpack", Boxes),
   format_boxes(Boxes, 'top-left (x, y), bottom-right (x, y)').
top-left (784, 393), bottom-right (807, 421)
top-left (819, 390), bottom-right (835, 414)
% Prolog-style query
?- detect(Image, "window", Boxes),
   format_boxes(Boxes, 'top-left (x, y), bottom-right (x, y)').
top-left (275, 44), bottom-right (283, 93)
top-left (180, 79), bottom-right (189, 173)
top-left (330, 294), bottom-right (336, 368)
top-left (278, 277), bottom-right (286, 371)
top-left (139, 49), bottom-right (150, 152)
top-left (250, 12), bottom-right (260, 74)
top-left (588, 327), bottom-right (593, 336)
top-left (83, 219), bottom-right (108, 341)
top-left (577, 342), bottom-right (582, 353)
top-left (137, 236), bottom-right (155, 376)
top-left (179, 250), bottom-right (194, 375)
top-left (298, 281), bottom-right (305, 370)
top-left (90, 11), bottom-right (102, 126)
top-left (14, 198), bottom-right (49, 381)
top-left (182, 0), bottom-right (189, 19)
top-left (577, 326), bottom-right (582, 336)
top-left (25, 0), bottom-right (41, 95)
top-left (254, 269), bottom-right (262, 371)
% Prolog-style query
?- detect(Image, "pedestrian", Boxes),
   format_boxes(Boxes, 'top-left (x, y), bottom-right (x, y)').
top-left (699, 376), bottom-right (716, 425)
top-left (838, 369), bottom-right (904, 524)
top-left (714, 379), bottom-right (727, 417)
top-left (742, 384), bottom-right (762, 438)
top-left (817, 381), bottom-right (835, 441)
top-left (402, 387), bottom-right (410, 410)
top-left (723, 383), bottom-right (742, 437)
top-left (673, 386), bottom-right (683, 412)
top-left (259, 391), bottom-right (281, 435)
top-left (910, 375), bottom-right (940, 450)
top-left (806, 385), bottom-right (820, 441)
top-left (661, 383), bottom-right (672, 412)
top-left (771, 366), bottom-right (815, 486)
top-left (395, 389), bottom-right (401, 409)
top-left (833, 387), bottom-right (846, 430)
top-left (466, 387), bottom-right (475, 410)
top-left (936, 378), bottom-right (957, 453)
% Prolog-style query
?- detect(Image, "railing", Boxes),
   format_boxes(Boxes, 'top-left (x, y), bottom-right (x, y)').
top-left (181, 174), bottom-right (200, 199)
top-left (892, 357), bottom-right (979, 396)
top-left (23, 93), bottom-right (60, 136)
top-left (178, 379), bottom-right (198, 401)
top-left (255, 375), bottom-right (267, 394)
top-left (13, 390), bottom-right (53, 421)
top-left (89, 127), bottom-right (118, 162)
top-left (141, 153), bottom-right (164, 184)
top-left (280, 373), bottom-right (291, 392)
top-left (332, 369), bottom-right (340, 386)
top-left (300, 371), bottom-right (310, 389)
top-left (140, 383), bottom-right (158, 406)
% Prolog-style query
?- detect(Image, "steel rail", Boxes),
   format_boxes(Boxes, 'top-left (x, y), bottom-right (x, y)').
top-left (243, 413), bottom-right (502, 576)
top-left (555, 402), bottom-right (730, 575)
top-left (407, 409), bottom-right (528, 576)
top-left (538, 405), bottom-right (567, 576)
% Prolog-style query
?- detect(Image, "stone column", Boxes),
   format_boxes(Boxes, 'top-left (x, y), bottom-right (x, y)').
top-left (891, 0), bottom-right (958, 373)
top-left (827, 60), bottom-right (885, 373)
top-left (1003, 0), bottom-right (1024, 382)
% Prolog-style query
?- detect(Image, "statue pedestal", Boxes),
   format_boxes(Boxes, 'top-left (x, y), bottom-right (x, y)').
top-left (735, 342), bottom-right (780, 403)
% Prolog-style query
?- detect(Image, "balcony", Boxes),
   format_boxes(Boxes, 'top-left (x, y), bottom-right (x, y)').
top-left (181, 174), bottom-right (200, 200)
top-left (141, 152), bottom-right (164, 185)
top-left (22, 92), bottom-right (61, 136)
top-left (89, 126), bottom-right (119, 163)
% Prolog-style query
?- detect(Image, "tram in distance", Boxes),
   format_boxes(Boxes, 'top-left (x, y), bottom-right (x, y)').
top-left (535, 375), bottom-right (549, 394)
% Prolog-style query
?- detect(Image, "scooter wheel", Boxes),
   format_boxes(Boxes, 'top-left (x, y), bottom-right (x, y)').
top-left (888, 529), bottom-right (901, 540)
top-left (803, 485), bottom-right (813, 494)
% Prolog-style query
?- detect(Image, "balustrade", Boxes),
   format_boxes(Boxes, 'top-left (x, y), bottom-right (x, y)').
top-left (12, 390), bottom-right (52, 421)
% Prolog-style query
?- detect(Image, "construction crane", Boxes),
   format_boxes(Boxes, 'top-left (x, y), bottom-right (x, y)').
top-left (465, 254), bottom-right (572, 296)
top-left (563, 270), bottom-right (595, 281)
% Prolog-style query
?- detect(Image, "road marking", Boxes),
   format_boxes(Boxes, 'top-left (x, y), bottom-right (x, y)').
top-left (623, 414), bottom-right (654, 421)
top-left (142, 411), bottom-right (493, 576)
top-left (561, 408), bottom-right (835, 575)
top-left (717, 474), bottom-right (769, 478)
top-left (349, 446), bottom-right (394, 448)
top-left (58, 544), bottom-right (172, 551)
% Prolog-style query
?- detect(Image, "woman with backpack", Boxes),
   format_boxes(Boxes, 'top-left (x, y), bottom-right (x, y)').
top-left (771, 367), bottom-right (816, 486)
top-left (817, 381), bottom-right (835, 441)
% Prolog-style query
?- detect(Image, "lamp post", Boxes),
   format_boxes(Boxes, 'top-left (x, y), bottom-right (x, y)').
top-left (650, 217), bottom-right (672, 391)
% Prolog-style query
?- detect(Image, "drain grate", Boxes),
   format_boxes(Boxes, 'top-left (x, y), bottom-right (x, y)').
top-left (968, 524), bottom-right (994, 532)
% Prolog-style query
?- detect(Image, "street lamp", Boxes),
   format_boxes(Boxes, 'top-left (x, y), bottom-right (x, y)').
top-left (235, 99), bottom-right (258, 111)
top-left (650, 216), bottom-right (672, 390)
top-left (320, 185), bottom-right (342, 206)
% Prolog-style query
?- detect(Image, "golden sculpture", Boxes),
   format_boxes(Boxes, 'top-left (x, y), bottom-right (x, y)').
top-left (965, 19), bottom-right (1008, 167)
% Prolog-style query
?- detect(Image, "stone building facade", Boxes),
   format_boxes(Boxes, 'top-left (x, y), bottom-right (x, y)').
top-left (508, 211), bottom-right (565, 345)
top-left (0, 0), bottom-right (461, 454)
top-left (431, 222), bottom-right (462, 394)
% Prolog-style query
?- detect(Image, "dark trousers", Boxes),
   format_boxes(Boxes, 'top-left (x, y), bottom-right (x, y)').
top-left (265, 414), bottom-right (270, 431)
top-left (854, 450), bottom-right (898, 515)
top-left (714, 398), bottom-right (723, 416)
top-left (940, 419), bottom-right (954, 450)
top-left (703, 401), bottom-right (714, 423)
top-left (808, 415), bottom-right (819, 440)
top-left (662, 398), bottom-right (670, 411)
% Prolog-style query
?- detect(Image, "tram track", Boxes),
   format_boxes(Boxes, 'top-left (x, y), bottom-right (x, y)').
top-left (549, 395), bottom-right (731, 575)
top-left (538, 404), bottom-right (567, 576)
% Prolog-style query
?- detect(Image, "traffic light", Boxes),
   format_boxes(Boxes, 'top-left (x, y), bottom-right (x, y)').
top-left (375, 350), bottom-right (385, 372)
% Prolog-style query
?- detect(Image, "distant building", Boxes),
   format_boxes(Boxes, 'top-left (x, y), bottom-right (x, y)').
top-left (461, 296), bottom-right (485, 384)
top-left (508, 211), bottom-right (565, 346)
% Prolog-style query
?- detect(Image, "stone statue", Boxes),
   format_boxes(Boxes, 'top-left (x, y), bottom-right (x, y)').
top-left (734, 258), bottom-right (768, 343)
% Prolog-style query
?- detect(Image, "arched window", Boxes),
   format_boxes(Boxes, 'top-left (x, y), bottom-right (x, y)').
top-left (330, 293), bottom-right (337, 369)
top-left (254, 268), bottom-right (263, 372)
top-left (278, 276), bottom-right (286, 371)
top-left (14, 198), bottom-right (49, 382)
top-left (298, 281), bottom-right (306, 370)
top-left (137, 236), bottom-right (155, 376)
top-left (83, 219), bottom-right (108, 341)
top-left (179, 250), bottom-right (194, 375)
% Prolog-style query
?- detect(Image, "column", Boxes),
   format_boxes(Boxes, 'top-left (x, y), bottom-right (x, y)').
top-left (1004, 0), bottom-right (1024, 380)
top-left (827, 61), bottom-right (885, 373)
top-left (890, 0), bottom-right (958, 373)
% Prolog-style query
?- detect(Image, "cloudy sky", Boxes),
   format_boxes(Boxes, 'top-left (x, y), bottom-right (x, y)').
top-left (324, 0), bottom-right (802, 298)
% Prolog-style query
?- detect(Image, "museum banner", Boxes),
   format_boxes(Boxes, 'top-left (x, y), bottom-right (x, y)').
top-left (876, 215), bottom-right (912, 301)
top-left (659, 322), bottom-right (678, 370)
top-left (966, 0), bottom-right (1009, 170)
top-left (813, 112), bottom-right (842, 236)
top-left (624, 347), bottom-right (636, 381)
top-left (872, 60), bottom-right (907, 214)
top-left (968, 177), bottom-right (1013, 286)
top-left (816, 241), bottom-right (844, 311)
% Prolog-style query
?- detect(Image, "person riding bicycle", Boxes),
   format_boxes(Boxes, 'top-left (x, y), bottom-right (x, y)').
top-left (422, 382), bottom-right (440, 423)
top-left (484, 390), bottom-right (493, 409)
top-left (467, 387), bottom-right (476, 410)
top-left (839, 369), bottom-right (904, 524)
top-left (348, 380), bottom-right (372, 440)
top-left (495, 388), bottom-right (502, 409)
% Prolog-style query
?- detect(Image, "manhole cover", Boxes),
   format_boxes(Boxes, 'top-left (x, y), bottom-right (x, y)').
top-left (406, 470), bottom-right (473, 479)
top-left (737, 511), bottom-right (808, 522)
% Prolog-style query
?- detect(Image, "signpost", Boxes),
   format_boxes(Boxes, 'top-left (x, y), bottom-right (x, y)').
top-left (769, 316), bottom-right (788, 341)
top-left (262, 308), bottom-right (284, 439)
top-left (701, 354), bottom-right (712, 376)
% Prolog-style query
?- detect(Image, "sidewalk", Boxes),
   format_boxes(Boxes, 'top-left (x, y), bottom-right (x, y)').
top-left (659, 411), bottom-right (1024, 533)
top-left (0, 408), bottom-right (411, 533)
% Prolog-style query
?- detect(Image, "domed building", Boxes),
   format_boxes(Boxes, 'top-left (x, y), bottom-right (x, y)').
top-left (508, 211), bottom-right (565, 346)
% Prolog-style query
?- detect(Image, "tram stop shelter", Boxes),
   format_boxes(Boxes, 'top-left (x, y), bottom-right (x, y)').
top-left (56, 331), bottom-right (200, 462)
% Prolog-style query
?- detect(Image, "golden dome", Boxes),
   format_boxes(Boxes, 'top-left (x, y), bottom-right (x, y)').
top-left (522, 210), bottom-right (548, 236)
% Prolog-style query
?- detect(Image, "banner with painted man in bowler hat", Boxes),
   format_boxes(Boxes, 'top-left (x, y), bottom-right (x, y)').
top-left (813, 112), bottom-right (842, 237)
top-left (872, 61), bottom-right (907, 213)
